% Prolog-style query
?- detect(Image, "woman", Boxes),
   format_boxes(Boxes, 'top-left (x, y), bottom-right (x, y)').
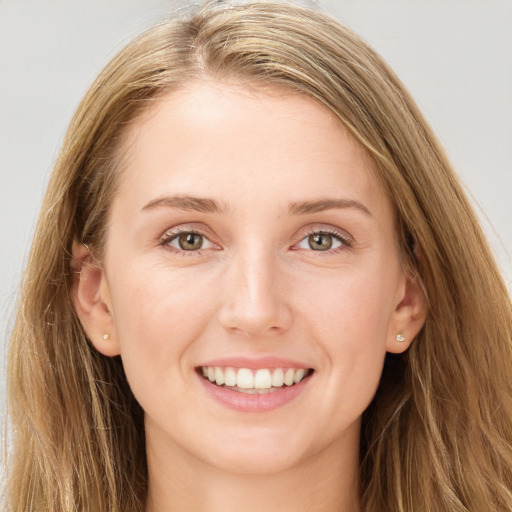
top-left (5, 1), bottom-right (512, 511)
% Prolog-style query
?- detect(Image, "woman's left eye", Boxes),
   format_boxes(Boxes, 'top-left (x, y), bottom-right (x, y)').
top-left (164, 231), bottom-right (215, 252)
top-left (295, 231), bottom-right (348, 251)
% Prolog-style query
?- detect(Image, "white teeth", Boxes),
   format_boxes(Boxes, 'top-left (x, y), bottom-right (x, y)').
top-left (271, 368), bottom-right (284, 387)
top-left (200, 366), bottom-right (310, 390)
top-left (237, 368), bottom-right (254, 389)
top-left (215, 367), bottom-right (224, 386)
top-left (224, 367), bottom-right (237, 387)
top-left (293, 368), bottom-right (305, 384)
top-left (254, 369), bottom-right (272, 389)
top-left (284, 368), bottom-right (295, 386)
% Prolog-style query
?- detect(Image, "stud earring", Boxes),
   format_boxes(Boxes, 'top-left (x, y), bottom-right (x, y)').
top-left (102, 334), bottom-right (110, 340)
top-left (395, 333), bottom-right (406, 342)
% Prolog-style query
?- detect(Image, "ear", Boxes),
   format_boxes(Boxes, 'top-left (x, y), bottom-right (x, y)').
top-left (71, 240), bottom-right (121, 357)
top-left (386, 270), bottom-right (428, 354)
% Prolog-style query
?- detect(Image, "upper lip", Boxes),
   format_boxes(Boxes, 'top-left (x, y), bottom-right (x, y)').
top-left (197, 356), bottom-right (312, 370)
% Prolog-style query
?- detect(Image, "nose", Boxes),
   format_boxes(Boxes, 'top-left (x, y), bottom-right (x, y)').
top-left (218, 244), bottom-right (292, 338)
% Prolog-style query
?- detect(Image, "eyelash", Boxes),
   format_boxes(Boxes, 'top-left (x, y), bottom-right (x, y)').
top-left (159, 227), bottom-right (353, 256)
top-left (159, 228), bottom-right (216, 256)
top-left (295, 228), bottom-right (353, 253)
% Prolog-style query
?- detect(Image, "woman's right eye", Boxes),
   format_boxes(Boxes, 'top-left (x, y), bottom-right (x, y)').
top-left (164, 231), bottom-right (215, 252)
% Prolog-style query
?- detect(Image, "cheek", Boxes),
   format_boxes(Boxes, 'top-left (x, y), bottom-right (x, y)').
top-left (111, 262), bottom-right (218, 336)
top-left (295, 260), bottom-right (398, 345)
top-left (107, 264), bottom-right (219, 398)
top-left (294, 263), bottom-right (398, 408)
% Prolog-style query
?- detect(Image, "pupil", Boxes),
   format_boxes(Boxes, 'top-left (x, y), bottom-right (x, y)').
top-left (309, 234), bottom-right (332, 250)
top-left (179, 233), bottom-right (202, 250)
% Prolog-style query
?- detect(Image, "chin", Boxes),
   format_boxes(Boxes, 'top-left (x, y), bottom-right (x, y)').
top-left (206, 447), bottom-right (302, 476)
top-left (194, 425), bottom-right (310, 476)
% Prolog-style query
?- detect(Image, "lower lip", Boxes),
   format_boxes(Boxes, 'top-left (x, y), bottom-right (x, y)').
top-left (198, 371), bottom-right (314, 413)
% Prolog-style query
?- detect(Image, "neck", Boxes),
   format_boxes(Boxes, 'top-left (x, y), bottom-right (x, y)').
top-left (145, 421), bottom-right (362, 512)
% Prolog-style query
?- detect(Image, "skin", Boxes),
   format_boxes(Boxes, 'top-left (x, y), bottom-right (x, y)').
top-left (73, 80), bottom-right (426, 511)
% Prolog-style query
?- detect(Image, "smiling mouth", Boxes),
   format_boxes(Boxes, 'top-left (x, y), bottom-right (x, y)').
top-left (198, 366), bottom-right (314, 394)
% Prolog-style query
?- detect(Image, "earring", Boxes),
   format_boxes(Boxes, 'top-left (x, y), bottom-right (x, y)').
top-left (102, 334), bottom-right (110, 340)
top-left (395, 333), bottom-right (406, 342)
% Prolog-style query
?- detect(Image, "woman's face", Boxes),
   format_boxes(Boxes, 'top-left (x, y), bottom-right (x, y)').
top-left (81, 80), bottom-right (423, 475)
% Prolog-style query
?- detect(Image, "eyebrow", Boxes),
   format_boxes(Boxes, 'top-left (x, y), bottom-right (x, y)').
top-left (141, 195), bottom-right (371, 217)
top-left (142, 195), bottom-right (228, 214)
top-left (288, 198), bottom-right (372, 217)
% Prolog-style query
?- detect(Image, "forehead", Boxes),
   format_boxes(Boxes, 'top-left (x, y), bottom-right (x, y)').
top-left (115, 79), bottom-right (390, 217)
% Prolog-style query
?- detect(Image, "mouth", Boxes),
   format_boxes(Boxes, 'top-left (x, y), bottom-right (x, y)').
top-left (197, 366), bottom-right (314, 394)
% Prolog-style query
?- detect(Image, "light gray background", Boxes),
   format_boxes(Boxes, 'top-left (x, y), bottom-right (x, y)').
top-left (1, 0), bottom-right (511, 417)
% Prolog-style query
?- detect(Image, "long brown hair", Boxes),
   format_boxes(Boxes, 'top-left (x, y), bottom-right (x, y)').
top-left (6, 1), bottom-right (512, 510)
